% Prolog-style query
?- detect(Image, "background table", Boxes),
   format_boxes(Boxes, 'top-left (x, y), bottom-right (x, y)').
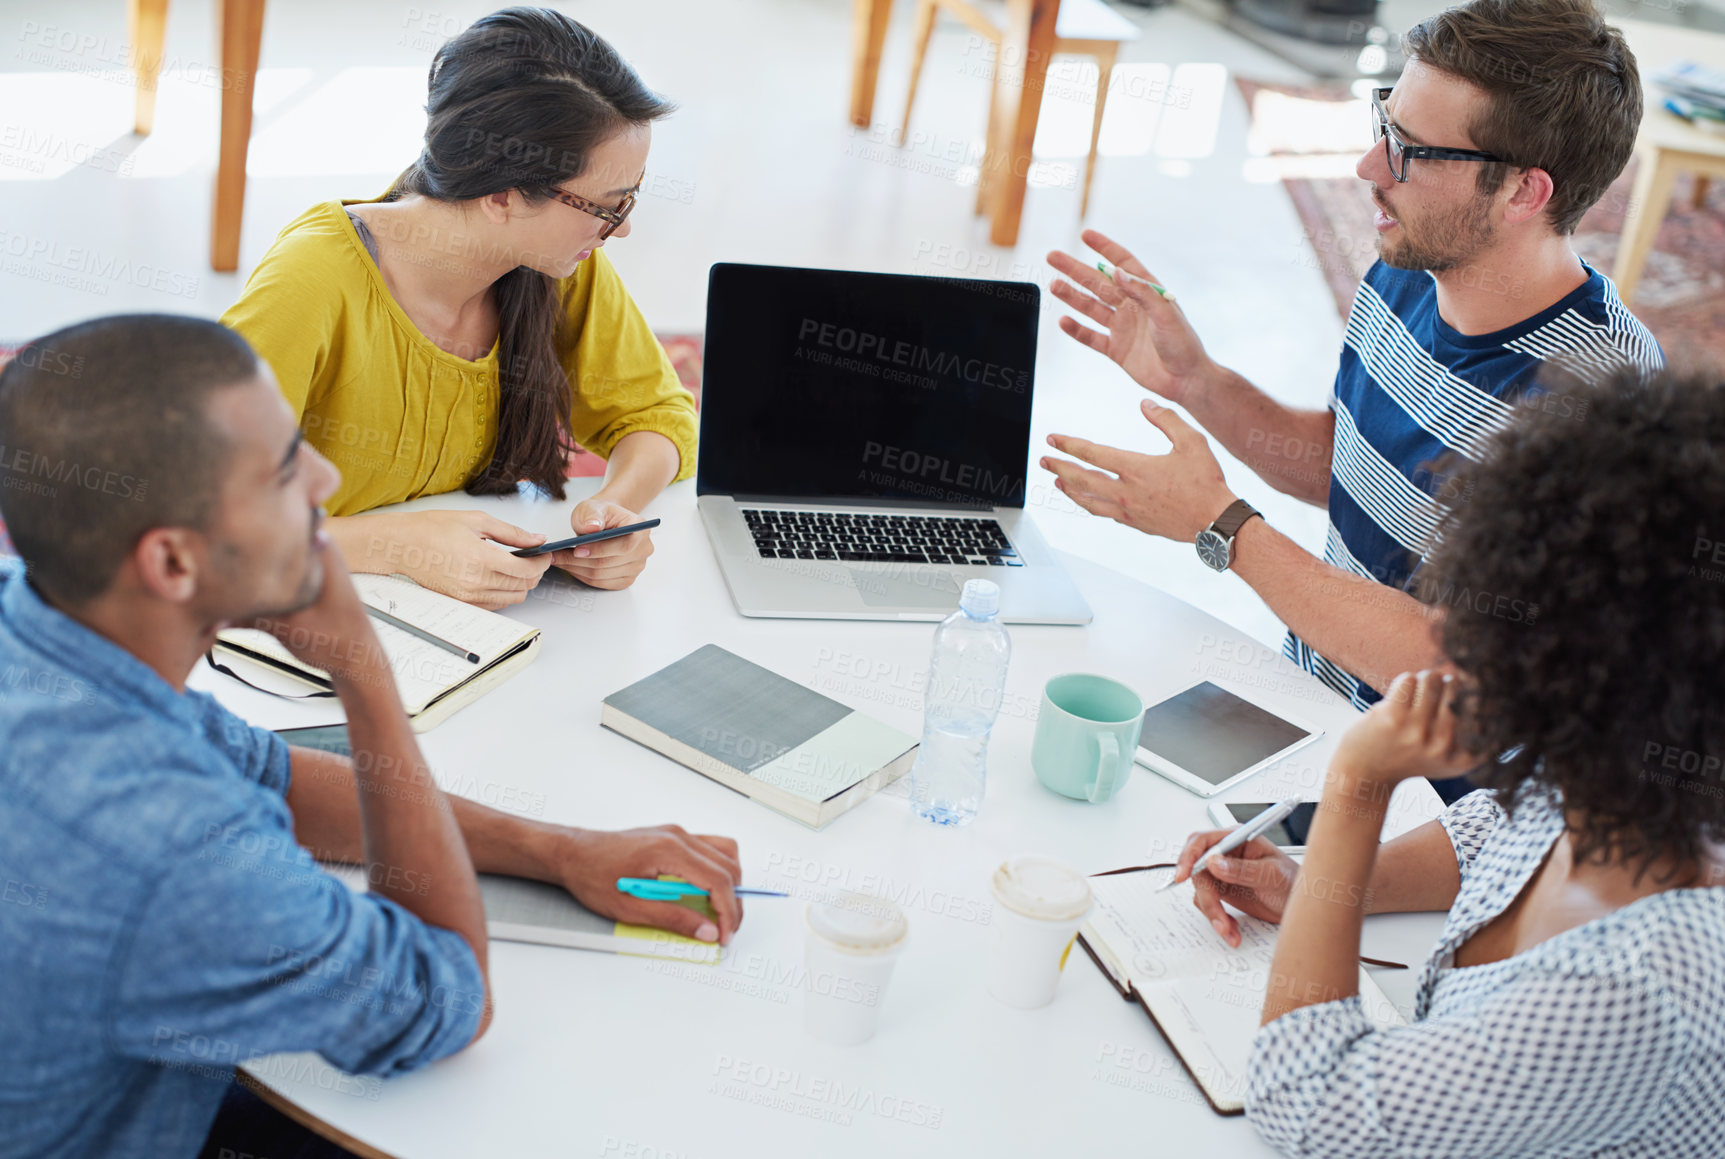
top-left (849, 0), bottom-right (1065, 246)
top-left (1611, 18), bottom-right (1725, 305)
top-left (210, 479), bottom-right (1446, 1159)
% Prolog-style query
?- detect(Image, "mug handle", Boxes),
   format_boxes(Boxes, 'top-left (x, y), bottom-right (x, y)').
top-left (1089, 733), bottom-right (1123, 803)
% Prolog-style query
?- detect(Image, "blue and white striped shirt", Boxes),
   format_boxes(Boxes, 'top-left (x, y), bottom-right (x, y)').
top-left (1285, 260), bottom-right (1662, 708)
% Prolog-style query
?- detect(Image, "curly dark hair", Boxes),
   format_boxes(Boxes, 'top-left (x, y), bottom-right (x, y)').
top-left (1424, 366), bottom-right (1725, 873)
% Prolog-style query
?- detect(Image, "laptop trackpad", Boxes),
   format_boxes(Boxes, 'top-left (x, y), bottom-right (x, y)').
top-left (847, 567), bottom-right (962, 609)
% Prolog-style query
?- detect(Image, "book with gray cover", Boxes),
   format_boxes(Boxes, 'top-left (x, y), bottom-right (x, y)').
top-left (600, 644), bottom-right (919, 828)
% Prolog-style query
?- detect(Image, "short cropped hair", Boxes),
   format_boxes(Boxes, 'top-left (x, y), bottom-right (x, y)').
top-left (1427, 367), bottom-right (1725, 872)
top-left (0, 315), bottom-right (259, 604)
top-left (1403, 0), bottom-right (1641, 234)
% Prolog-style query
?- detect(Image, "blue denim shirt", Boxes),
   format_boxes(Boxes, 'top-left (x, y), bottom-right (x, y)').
top-left (0, 559), bottom-right (484, 1158)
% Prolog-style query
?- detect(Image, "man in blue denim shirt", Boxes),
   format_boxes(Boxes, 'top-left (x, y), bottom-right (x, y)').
top-left (0, 316), bottom-right (746, 1158)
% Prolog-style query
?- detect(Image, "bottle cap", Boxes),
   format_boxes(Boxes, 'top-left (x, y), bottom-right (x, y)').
top-left (805, 892), bottom-right (908, 955)
top-left (990, 855), bottom-right (1092, 921)
top-left (959, 579), bottom-right (1000, 619)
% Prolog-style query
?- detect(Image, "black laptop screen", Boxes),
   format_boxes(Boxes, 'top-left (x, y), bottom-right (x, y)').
top-left (696, 264), bottom-right (1038, 508)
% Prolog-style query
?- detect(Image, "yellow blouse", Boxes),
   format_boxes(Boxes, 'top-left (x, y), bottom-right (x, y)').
top-left (220, 199), bottom-right (697, 517)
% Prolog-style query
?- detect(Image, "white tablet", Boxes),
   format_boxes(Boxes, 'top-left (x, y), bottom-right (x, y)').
top-left (1133, 680), bottom-right (1322, 798)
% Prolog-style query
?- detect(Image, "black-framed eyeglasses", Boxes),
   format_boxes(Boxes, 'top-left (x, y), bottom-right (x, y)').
top-left (1371, 87), bottom-right (1507, 183)
top-left (550, 186), bottom-right (637, 239)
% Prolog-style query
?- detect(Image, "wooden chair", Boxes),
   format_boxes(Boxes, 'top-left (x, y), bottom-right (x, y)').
top-left (127, 0), bottom-right (267, 272)
top-left (900, 0), bottom-right (1138, 216)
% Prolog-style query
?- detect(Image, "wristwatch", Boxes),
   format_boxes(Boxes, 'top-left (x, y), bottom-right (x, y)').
top-left (1195, 499), bottom-right (1261, 573)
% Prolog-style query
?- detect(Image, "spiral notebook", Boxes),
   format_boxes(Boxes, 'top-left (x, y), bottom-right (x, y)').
top-left (1078, 865), bottom-right (1406, 1115)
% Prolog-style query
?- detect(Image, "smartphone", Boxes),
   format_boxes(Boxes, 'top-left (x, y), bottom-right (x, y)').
top-left (1205, 800), bottom-right (1319, 852)
top-left (274, 723), bottom-right (352, 756)
top-left (511, 517), bottom-right (661, 558)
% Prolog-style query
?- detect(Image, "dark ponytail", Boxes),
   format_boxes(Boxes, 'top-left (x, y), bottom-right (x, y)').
top-left (392, 7), bottom-right (674, 499)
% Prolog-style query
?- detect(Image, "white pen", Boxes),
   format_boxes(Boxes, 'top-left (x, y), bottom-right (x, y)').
top-left (1158, 795), bottom-right (1305, 892)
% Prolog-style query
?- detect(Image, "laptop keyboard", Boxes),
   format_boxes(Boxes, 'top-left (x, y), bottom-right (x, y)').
top-left (741, 508), bottom-right (1022, 566)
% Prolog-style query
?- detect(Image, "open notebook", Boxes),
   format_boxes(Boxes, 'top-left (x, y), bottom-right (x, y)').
top-left (1079, 866), bottom-right (1405, 1115)
top-left (214, 574), bottom-right (541, 732)
top-left (322, 864), bottom-right (721, 965)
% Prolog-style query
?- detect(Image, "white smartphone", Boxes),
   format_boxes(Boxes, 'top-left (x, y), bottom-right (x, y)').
top-left (1205, 800), bottom-right (1319, 854)
top-left (1133, 679), bottom-right (1322, 798)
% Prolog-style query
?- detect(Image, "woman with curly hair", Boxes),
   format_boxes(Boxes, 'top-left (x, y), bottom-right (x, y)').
top-left (1170, 365), bottom-right (1725, 1157)
top-left (222, 8), bottom-right (691, 607)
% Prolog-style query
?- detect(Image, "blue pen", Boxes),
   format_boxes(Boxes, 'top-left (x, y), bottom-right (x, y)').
top-left (616, 877), bottom-right (789, 900)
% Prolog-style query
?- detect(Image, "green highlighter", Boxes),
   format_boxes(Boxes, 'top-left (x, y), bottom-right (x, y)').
top-left (1096, 260), bottom-right (1174, 299)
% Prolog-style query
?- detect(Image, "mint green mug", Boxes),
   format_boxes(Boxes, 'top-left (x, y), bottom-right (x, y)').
top-left (1031, 674), bottom-right (1145, 803)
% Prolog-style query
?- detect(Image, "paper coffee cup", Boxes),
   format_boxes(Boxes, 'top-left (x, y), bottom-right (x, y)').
top-left (803, 892), bottom-right (908, 1045)
top-left (986, 856), bottom-right (1093, 1009)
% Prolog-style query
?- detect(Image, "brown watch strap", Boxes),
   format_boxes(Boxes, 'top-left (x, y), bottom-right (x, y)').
top-left (1211, 499), bottom-right (1261, 539)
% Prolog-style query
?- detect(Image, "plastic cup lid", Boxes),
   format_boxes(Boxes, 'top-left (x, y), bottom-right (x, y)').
top-left (991, 855), bottom-right (1092, 921)
top-left (805, 892), bottom-right (908, 954)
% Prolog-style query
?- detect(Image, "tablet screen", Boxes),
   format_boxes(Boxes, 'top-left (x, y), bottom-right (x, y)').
top-left (1137, 682), bottom-right (1313, 786)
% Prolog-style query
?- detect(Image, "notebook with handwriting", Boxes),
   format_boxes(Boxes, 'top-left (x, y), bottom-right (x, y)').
top-left (1078, 865), bottom-right (1405, 1115)
top-left (214, 573), bottom-right (541, 731)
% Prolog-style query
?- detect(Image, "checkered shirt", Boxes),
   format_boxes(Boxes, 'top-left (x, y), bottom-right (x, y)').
top-left (1247, 789), bottom-right (1725, 1157)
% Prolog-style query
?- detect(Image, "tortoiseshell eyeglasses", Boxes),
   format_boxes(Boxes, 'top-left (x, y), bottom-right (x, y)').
top-left (550, 186), bottom-right (637, 239)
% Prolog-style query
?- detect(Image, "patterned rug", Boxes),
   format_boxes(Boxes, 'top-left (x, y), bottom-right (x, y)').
top-left (567, 332), bottom-right (704, 477)
top-left (1237, 77), bottom-right (1725, 370)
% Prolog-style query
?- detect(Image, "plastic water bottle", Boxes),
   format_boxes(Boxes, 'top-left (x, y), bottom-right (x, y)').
top-left (908, 579), bottom-right (1012, 826)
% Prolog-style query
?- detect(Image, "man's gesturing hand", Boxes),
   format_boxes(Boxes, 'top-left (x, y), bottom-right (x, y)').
top-left (1041, 402), bottom-right (1238, 543)
top-left (1046, 230), bottom-right (1217, 405)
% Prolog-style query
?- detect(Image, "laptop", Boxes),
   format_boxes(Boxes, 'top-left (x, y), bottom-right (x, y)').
top-left (696, 263), bottom-right (1092, 625)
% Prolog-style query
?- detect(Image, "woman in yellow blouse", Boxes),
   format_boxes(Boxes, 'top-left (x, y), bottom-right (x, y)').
top-left (222, 8), bottom-right (693, 607)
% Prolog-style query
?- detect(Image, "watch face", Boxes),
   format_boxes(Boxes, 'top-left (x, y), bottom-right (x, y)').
top-left (1196, 529), bottom-right (1231, 572)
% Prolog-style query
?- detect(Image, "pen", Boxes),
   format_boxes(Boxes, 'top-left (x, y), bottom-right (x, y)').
top-left (1158, 795), bottom-right (1304, 892)
top-left (616, 877), bottom-right (789, 901)
top-left (1096, 260), bottom-right (1175, 301)
top-left (364, 604), bottom-right (480, 664)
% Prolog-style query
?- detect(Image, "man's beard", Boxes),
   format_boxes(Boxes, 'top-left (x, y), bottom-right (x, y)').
top-left (232, 518), bottom-right (326, 622)
top-left (1378, 188), bottom-right (1497, 272)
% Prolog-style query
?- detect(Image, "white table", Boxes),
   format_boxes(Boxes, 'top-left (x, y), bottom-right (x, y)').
top-left (213, 480), bottom-right (1445, 1159)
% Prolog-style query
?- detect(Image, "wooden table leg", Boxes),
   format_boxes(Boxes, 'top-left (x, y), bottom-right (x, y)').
top-left (1693, 174), bottom-right (1711, 210)
top-left (211, 0), bottom-right (266, 272)
top-left (1611, 148), bottom-right (1678, 306)
top-left (980, 0), bottom-right (1060, 247)
top-left (127, 0), bottom-right (170, 135)
top-left (1081, 43), bottom-right (1118, 218)
top-left (850, 0), bottom-right (895, 129)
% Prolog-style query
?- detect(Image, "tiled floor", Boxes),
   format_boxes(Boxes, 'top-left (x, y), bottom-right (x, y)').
top-left (0, 0), bottom-right (1452, 651)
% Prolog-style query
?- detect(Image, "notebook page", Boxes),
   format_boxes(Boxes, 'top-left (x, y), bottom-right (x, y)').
top-left (1087, 868), bottom-right (1407, 1110)
top-left (216, 575), bottom-right (534, 715)
top-left (1086, 867), bottom-right (1278, 986)
top-left (353, 574), bottom-right (532, 666)
top-left (348, 574), bottom-right (530, 712)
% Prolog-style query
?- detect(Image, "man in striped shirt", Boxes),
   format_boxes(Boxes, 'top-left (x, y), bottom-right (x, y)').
top-left (1041, 0), bottom-right (1660, 794)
